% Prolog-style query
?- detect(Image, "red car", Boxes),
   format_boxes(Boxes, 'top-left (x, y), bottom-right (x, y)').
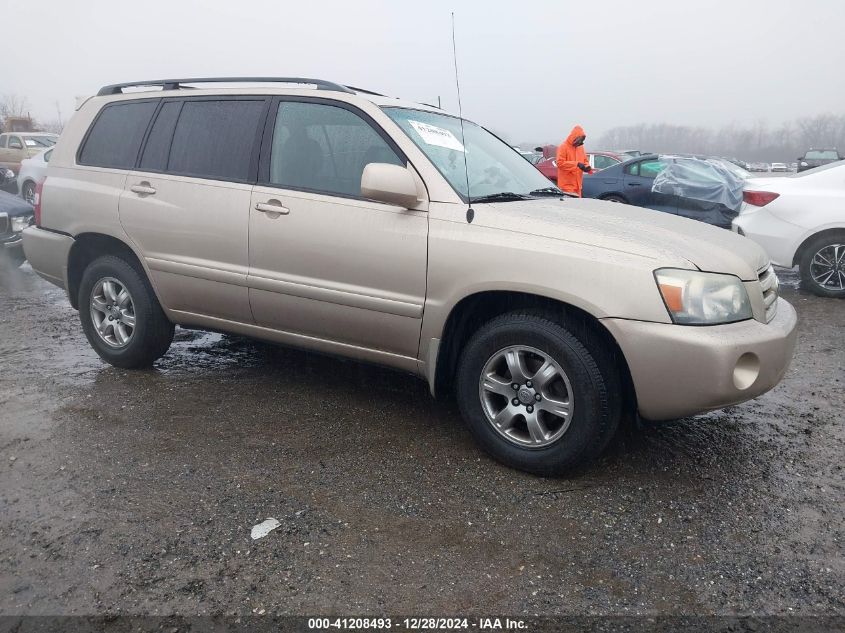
top-left (533, 147), bottom-right (630, 183)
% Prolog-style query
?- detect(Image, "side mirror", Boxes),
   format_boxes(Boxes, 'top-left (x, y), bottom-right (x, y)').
top-left (534, 146), bottom-right (543, 153)
top-left (361, 163), bottom-right (420, 208)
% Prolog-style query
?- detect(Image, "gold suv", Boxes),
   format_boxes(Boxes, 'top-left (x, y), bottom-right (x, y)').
top-left (23, 78), bottom-right (797, 474)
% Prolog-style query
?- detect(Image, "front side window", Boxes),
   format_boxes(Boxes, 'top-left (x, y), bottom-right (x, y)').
top-left (79, 101), bottom-right (157, 169)
top-left (167, 100), bottom-right (265, 181)
top-left (9, 136), bottom-right (23, 150)
top-left (268, 101), bottom-right (402, 197)
top-left (625, 162), bottom-right (640, 176)
top-left (384, 107), bottom-right (554, 201)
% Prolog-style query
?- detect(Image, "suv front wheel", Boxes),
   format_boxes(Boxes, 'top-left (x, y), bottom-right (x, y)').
top-left (456, 312), bottom-right (621, 475)
top-left (79, 255), bottom-right (174, 368)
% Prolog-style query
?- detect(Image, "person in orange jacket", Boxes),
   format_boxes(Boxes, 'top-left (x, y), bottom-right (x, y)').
top-left (556, 125), bottom-right (592, 197)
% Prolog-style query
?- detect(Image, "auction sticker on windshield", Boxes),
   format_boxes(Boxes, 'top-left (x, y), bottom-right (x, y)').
top-left (407, 120), bottom-right (465, 152)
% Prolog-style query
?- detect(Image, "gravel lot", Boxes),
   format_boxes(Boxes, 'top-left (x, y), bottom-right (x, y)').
top-left (0, 264), bottom-right (842, 617)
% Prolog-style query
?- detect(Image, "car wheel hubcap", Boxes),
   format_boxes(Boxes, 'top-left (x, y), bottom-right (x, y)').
top-left (24, 185), bottom-right (35, 205)
top-left (90, 277), bottom-right (136, 348)
top-left (810, 243), bottom-right (845, 291)
top-left (478, 345), bottom-right (574, 448)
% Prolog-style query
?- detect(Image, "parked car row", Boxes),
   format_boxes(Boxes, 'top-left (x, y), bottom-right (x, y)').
top-left (0, 132), bottom-right (58, 174)
top-left (527, 139), bottom-right (843, 300)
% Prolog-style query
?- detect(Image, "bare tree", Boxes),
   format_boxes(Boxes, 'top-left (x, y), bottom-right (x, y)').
top-left (0, 94), bottom-right (31, 120)
top-left (597, 111), bottom-right (845, 162)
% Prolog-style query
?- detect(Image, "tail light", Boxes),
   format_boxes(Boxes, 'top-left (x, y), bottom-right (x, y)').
top-left (743, 190), bottom-right (779, 207)
top-left (33, 180), bottom-right (44, 226)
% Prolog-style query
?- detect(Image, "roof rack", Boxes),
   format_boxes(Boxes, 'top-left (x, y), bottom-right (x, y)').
top-left (97, 77), bottom-right (355, 96)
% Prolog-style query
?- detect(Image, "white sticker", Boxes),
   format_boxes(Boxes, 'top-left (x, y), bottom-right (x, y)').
top-left (408, 120), bottom-right (465, 152)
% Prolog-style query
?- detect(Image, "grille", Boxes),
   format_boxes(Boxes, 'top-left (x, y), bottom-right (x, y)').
top-left (758, 265), bottom-right (779, 322)
top-left (0, 213), bottom-right (9, 236)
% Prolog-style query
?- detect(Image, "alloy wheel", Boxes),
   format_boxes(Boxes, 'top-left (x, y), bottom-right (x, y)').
top-left (478, 345), bottom-right (574, 448)
top-left (810, 243), bottom-right (845, 291)
top-left (90, 277), bottom-right (136, 348)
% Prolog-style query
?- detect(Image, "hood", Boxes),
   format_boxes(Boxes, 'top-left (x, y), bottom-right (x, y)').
top-left (474, 197), bottom-right (769, 280)
top-left (0, 191), bottom-right (34, 217)
top-left (565, 125), bottom-right (585, 147)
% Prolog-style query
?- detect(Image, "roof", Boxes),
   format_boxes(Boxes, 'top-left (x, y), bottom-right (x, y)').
top-left (92, 77), bottom-right (459, 118)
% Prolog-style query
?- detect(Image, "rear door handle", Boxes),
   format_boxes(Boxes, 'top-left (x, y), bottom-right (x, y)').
top-left (255, 200), bottom-right (290, 216)
top-left (626, 182), bottom-right (641, 187)
top-left (130, 182), bottom-right (157, 195)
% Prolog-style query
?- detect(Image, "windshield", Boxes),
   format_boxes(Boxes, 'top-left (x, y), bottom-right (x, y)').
top-left (383, 107), bottom-right (556, 201)
top-left (23, 135), bottom-right (57, 148)
top-left (804, 150), bottom-right (839, 160)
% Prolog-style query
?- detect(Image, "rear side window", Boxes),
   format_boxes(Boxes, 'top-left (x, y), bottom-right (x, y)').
top-left (167, 100), bottom-right (264, 181)
top-left (79, 101), bottom-right (157, 169)
top-left (640, 159), bottom-right (669, 178)
top-left (0, 136), bottom-right (6, 149)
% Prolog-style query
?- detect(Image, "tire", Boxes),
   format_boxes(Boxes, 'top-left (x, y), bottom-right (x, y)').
top-left (78, 255), bottom-right (174, 368)
top-left (456, 312), bottom-right (622, 476)
top-left (799, 233), bottom-right (845, 298)
top-left (22, 181), bottom-right (36, 206)
top-left (602, 195), bottom-right (627, 204)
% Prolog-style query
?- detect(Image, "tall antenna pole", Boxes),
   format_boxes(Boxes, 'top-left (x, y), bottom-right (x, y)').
top-left (451, 12), bottom-right (473, 221)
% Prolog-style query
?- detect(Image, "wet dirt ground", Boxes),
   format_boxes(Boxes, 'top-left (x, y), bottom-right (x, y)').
top-left (0, 265), bottom-right (842, 617)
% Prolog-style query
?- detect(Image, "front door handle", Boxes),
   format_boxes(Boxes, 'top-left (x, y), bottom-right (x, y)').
top-left (255, 200), bottom-right (290, 216)
top-left (626, 182), bottom-right (641, 187)
top-left (130, 182), bottom-right (157, 195)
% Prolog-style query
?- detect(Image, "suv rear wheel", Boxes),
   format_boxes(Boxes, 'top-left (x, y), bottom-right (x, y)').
top-left (456, 312), bottom-right (621, 475)
top-left (799, 233), bottom-right (845, 298)
top-left (79, 255), bottom-right (174, 368)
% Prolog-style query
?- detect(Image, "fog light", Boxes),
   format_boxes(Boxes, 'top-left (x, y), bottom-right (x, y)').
top-left (733, 353), bottom-right (760, 390)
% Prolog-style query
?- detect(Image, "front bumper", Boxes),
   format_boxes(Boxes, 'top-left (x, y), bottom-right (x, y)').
top-left (21, 226), bottom-right (74, 289)
top-left (602, 297), bottom-right (798, 420)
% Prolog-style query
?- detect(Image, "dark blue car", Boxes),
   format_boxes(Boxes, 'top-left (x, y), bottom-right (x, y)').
top-left (581, 154), bottom-right (744, 228)
top-left (0, 190), bottom-right (34, 267)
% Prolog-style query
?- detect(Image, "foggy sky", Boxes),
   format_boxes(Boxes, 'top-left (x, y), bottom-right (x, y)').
top-left (4, 0), bottom-right (845, 145)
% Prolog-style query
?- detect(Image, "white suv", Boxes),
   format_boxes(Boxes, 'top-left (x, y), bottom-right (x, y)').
top-left (23, 78), bottom-right (798, 474)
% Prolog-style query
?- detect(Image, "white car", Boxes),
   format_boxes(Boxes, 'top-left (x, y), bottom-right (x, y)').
top-left (770, 162), bottom-right (789, 172)
top-left (733, 162), bottom-right (845, 297)
top-left (17, 147), bottom-right (53, 205)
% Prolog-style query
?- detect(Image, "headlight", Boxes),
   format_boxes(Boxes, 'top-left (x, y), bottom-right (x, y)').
top-left (655, 268), bottom-right (753, 325)
top-left (10, 214), bottom-right (33, 233)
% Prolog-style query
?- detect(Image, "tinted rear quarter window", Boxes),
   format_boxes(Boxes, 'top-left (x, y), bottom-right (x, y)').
top-left (167, 100), bottom-right (265, 181)
top-left (79, 101), bottom-right (157, 169)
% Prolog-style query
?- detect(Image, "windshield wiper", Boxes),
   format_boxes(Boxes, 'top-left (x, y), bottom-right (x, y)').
top-left (528, 187), bottom-right (565, 197)
top-left (470, 192), bottom-right (532, 203)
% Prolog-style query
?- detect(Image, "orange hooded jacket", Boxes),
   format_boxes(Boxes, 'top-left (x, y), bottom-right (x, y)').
top-left (556, 125), bottom-right (589, 197)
